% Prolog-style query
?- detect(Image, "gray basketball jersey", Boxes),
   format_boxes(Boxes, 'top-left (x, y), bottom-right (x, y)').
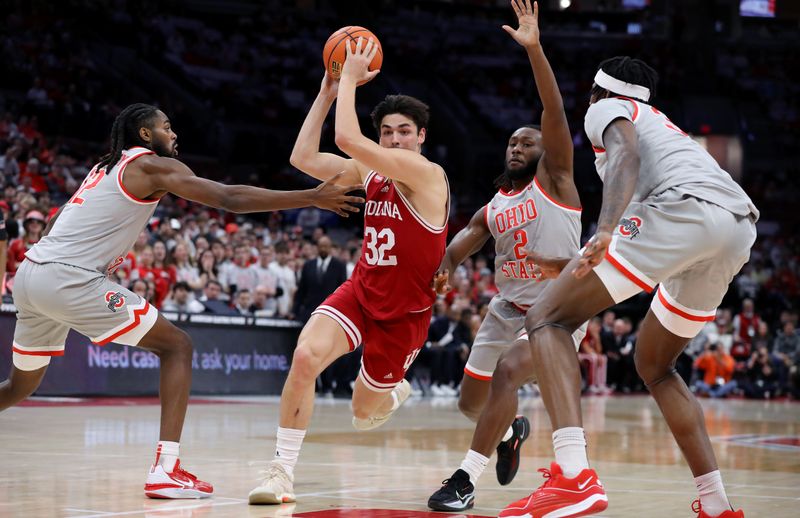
top-left (584, 97), bottom-right (759, 220)
top-left (485, 177), bottom-right (581, 307)
top-left (27, 147), bottom-right (159, 274)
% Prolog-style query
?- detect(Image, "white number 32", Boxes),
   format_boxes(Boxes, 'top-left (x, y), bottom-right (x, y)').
top-left (364, 226), bottom-right (397, 266)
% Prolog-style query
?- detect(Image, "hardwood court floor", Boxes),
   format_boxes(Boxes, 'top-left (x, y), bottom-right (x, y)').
top-left (1, 394), bottom-right (798, 517)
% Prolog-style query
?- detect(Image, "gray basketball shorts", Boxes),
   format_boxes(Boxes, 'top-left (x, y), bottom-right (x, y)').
top-left (592, 189), bottom-right (757, 338)
top-left (464, 296), bottom-right (586, 381)
top-left (11, 259), bottom-right (158, 370)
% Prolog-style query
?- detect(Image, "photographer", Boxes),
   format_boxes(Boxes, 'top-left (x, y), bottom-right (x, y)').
top-left (693, 342), bottom-right (737, 398)
top-left (741, 343), bottom-right (780, 399)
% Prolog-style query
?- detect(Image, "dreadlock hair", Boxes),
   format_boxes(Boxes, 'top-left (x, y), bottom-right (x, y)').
top-left (493, 124), bottom-right (541, 191)
top-left (591, 56), bottom-right (659, 104)
top-left (370, 95), bottom-right (430, 136)
top-left (98, 103), bottom-right (159, 174)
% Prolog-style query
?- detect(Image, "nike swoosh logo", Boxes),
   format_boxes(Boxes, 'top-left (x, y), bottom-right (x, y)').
top-left (577, 478), bottom-right (592, 490)
top-left (455, 489), bottom-right (472, 502)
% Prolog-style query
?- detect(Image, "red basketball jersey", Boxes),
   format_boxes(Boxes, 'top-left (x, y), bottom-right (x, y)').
top-left (351, 170), bottom-right (449, 320)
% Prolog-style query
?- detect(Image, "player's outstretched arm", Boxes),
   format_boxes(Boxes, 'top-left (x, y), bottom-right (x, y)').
top-left (574, 119), bottom-right (639, 278)
top-left (433, 207), bottom-right (491, 294)
top-left (504, 0), bottom-right (573, 178)
top-left (289, 73), bottom-right (363, 185)
top-left (141, 156), bottom-right (364, 216)
top-left (334, 37), bottom-right (443, 194)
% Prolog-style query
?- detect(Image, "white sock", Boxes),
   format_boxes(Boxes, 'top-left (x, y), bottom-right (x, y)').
top-left (156, 441), bottom-right (179, 472)
top-left (274, 427), bottom-right (306, 477)
top-left (459, 449), bottom-right (489, 485)
top-left (552, 427), bottom-right (589, 478)
top-left (501, 425), bottom-right (514, 442)
top-left (695, 470), bottom-right (730, 517)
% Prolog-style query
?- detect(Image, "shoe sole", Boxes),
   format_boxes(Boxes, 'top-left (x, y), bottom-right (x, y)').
top-left (427, 496), bottom-right (475, 512)
top-left (497, 416), bottom-right (531, 486)
top-left (145, 488), bottom-right (213, 499)
top-left (502, 493), bottom-right (607, 518)
top-left (248, 489), bottom-right (296, 505)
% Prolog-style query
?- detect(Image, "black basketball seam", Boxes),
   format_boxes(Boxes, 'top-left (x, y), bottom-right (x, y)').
top-left (325, 31), bottom-right (352, 71)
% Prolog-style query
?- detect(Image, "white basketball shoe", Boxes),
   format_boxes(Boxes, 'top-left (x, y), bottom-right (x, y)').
top-left (248, 461), bottom-right (296, 505)
top-left (352, 379), bottom-right (411, 431)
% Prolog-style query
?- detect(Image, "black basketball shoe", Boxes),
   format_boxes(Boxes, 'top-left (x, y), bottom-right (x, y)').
top-left (427, 468), bottom-right (475, 512)
top-left (495, 415), bottom-right (531, 485)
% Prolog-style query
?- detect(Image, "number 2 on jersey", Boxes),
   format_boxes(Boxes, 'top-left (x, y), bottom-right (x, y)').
top-left (68, 167), bottom-right (104, 206)
top-left (513, 229), bottom-right (529, 260)
top-left (364, 226), bottom-right (397, 266)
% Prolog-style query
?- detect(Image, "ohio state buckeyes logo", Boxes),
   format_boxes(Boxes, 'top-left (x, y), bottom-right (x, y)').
top-left (619, 216), bottom-right (642, 239)
top-left (105, 291), bottom-right (126, 312)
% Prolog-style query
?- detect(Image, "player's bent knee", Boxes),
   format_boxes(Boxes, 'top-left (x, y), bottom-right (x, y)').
top-left (290, 344), bottom-right (325, 380)
top-left (160, 329), bottom-right (193, 360)
top-left (634, 354), bottom-right (673, 387)
top-left (493, 356), bottom-right (530, 391)
top-left (457, 396), bottom-right (483, 420)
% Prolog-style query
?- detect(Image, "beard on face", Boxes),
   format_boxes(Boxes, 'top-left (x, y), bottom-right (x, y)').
top-left (504, 155), bottom-right (539, 181)
top-left (152, 138), bottom-right (178, 158)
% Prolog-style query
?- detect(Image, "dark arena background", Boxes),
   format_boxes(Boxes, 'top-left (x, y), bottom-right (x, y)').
top-left (0, 1), bottom-right (798, 517)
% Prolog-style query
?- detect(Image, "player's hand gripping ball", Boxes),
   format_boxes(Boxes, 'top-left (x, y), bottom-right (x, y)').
top-left (323, 26), bottom-right (383, 84)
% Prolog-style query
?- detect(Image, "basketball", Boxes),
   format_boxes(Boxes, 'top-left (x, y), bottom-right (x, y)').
top-left (323, 26), bottom-right (383, 81)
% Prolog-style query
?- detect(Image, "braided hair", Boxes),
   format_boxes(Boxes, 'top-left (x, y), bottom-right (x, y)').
top-left (493, 124), bottom-right (541, 191)
top-left (98, 103), bottom-right (159, 174)
top-left (591, 56), bottom-right (658, 103)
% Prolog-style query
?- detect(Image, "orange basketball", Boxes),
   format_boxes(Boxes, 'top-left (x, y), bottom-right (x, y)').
top-left (323, 26), bottom-right (383, 82)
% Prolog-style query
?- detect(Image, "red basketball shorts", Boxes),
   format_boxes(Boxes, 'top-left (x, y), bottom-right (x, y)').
top-left (312, 279), bottom-right (431, 392)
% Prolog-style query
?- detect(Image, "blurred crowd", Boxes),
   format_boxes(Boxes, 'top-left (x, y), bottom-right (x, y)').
top-left (0, 1), bottom-right (797, 400)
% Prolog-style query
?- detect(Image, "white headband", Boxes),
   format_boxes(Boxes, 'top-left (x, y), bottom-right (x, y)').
top-left (594, 69), bottom-right (650, 101)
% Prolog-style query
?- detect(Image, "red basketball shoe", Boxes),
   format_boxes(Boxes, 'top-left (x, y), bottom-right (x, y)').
top-left (145, 459), bottom-right (214, 499)
top-left (692, 499), bottom-right (744, 518)
top-left (499, 462), bottom-right (608, 518)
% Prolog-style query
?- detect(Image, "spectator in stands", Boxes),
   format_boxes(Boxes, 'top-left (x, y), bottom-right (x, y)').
top-left (693, 342), bottom-right (737, 398)
top-left (345, 246), bottom-right (360, 278)
top-left (741, 343), bottom-right (780, 399)
top-left (296, 206), bottom-right (321, 237)
top-left (251, 245), bottom-right (278, 295)
top-left (269, 241), bottom-right (296, 318)
top-left (151, 240), bottom-right (176, 307)
top-left (233, 289), bottom-right (253, 316)
top-left (752, 321), bottom-right (772, 351)
top-left (579, 317), bottom-right (609, 394)
top-left (7, 210), bottom-right (45, 276)
top-left (772, 319), bottom-right (800, 392)
top-left (250, 284), bottom-right (278, 318)
top-left (19, 158), bottom-right (48, 193)
top-left (426, 303), bottom-right (470, 397)
top-left (602, 317), bottom-right (631, 392)
top-left (129, 278), bottom-right (150, 303)
top-left (221, 243), bottom-right (259, 294)
top-left (172, 241), bottom-right (202, 291)
top-left (293, 236), bottom-right (346, 323)
top-left (733, 298), bottom-right (761, 346)
top-left (197, 249), bottom-right (220, 289)
top-left (162, 281), bottom-right (204, 313)
top-left (198, 279), bottom-right (236, 315)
